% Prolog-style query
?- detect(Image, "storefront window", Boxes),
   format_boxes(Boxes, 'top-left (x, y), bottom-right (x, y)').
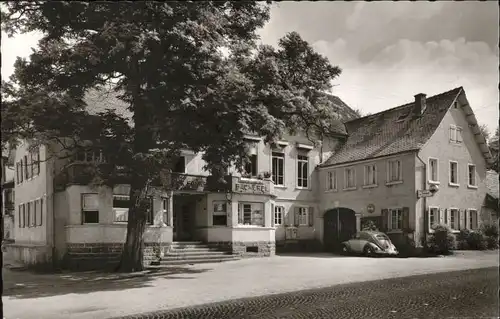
top-left (238, 202), bottom-right (264, 226)
top-left (212, 201), bottom-right (227, 226)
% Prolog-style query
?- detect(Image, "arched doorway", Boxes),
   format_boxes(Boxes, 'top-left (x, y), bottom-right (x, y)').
top-left (323, 208), bottom-right (357, 252)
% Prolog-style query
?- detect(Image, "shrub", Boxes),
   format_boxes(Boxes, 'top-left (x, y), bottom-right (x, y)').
top-left (465, 231), bottom-right (488, 250)
top-left (428, 223), bottom-right (455, 255)
top-left (361, 220), bottom-right (378, 231)
top-left (480, 222), bottom-right (499, 249)
top-left (456, 229), bottom-right (471, 250)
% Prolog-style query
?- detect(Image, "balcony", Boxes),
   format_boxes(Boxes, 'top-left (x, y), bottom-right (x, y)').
top-left (53, 162), bottom-right (232, 193)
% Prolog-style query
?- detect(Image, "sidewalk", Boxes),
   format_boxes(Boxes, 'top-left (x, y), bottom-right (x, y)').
top-left (3, 251), bottom-right (499, 319)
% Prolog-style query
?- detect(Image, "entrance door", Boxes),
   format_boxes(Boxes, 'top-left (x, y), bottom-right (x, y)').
top-left (323, 208), bottom-right (357, 252)
top-left (173, 196), bottom-right (196, 241)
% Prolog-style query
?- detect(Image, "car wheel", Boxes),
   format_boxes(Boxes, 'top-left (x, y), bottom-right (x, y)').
top-left (364, 245), bottom-right (374, 257)
top-left (341, 244), bottom-right (349, 255)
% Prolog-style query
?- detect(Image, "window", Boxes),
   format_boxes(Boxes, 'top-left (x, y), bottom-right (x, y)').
top-left (274, 206), bottom-right (284, 226)
top-left (16, 161), bottom-right (20, 184)
top-left (389, 208), bottom-right (403, 230)
top-left (33, 201), bottom-right (38, 227)
top-left (212, 201), bottom-right (227, 226)
top-left (364, 164), bottom-right (377, 186)
top-left (162, 197), bottom-right (170, 226)
top-left (37, 198), bottom-right (43, 226)
top-left (244, 154), bottom-right (258, 177)
top-left (467, 164), bottom-right (476, 187)
top-left (344, 167), bottom-right (356, 189)
top-left (449, 125), bottom-right (463, 143)
top-left (24, 155), bottom-right (29, 179)
top-left (428, 158), bottom-right (439, 183)
top-left (113, 195), bottom-right (130, 223)
top-left (31, 148), bottom-right (40, 176)
top-left (387, 159), bottom-right (402, 183)
top-left (238, 202), bottom-right (264, 226)
top-left (22, 203), bottom-right (26, 228)
top-left (18, 205), bottom-right (22, 228)
top-left (297, 155), bottom-right (309, 188)
top-left (19, 159), bottom-right (24, 183)
top-left (450, 208), bottom-right (459, 230)
top-left (271, 152), bottom-right (285, 186)
top-left (173, 156), bottom-right (186, 173)
top-left (449, 161), bottom-right (458, 185)
top-left (82, 194), bottom-right (99, 224)
top-left (468, 209), bottom-right (478, 230)
top-left (298, 207), bottom-right (309, 226)
top-left (326, 171), bottom-right (337, 191)
top-left (429, 207), bottom-right (440, 230)
top-left (443, 209), bottom-right (449, 226)
top-left (27, 201), bottom-right (32, 227)
top-left (75, 149), bottom-right (105, 162)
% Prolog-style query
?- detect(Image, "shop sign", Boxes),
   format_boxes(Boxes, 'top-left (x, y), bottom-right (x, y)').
top-left (233, 182), bottom-right (268, 194)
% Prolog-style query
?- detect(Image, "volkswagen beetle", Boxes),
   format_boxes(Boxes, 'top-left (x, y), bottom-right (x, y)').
top-left (341, 231), bottom-right (398, 256)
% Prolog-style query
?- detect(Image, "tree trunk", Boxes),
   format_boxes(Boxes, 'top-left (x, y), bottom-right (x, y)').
top-left (116, 58), bottom-right (152, 272)
top-left (116, 178), bottom-right (148, 272)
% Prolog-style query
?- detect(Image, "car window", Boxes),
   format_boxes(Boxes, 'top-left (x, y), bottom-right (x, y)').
top-left (352, 233), bottom-right (361, 239)
top-left (359, 232), bottom-right (371, 240)
top-left (376, 234), bottom-right (389, 240)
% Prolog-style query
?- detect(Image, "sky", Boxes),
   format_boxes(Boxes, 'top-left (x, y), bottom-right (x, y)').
top-left (1, 1), bottom-right (499, 135)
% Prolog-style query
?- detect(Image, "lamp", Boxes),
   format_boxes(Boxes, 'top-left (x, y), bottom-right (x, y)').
top-left (225, 190), bottom-right (233, 202)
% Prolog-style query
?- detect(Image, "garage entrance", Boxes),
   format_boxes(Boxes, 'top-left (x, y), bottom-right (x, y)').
top-left (323, 208), bottom-right (357, 252)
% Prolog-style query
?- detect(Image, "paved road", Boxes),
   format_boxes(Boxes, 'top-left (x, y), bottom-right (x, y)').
top-left (114, 267), bottom-right (499, 319)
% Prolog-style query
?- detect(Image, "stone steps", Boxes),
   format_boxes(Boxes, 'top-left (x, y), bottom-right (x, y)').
top-left (154, 241), bottom-right (238, 266)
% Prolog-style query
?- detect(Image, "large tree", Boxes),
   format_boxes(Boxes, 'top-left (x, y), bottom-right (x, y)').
top-left (1, 1), bottom-right (343, 272)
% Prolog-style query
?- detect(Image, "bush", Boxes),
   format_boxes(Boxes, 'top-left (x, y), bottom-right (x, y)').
top-left (465, 231), bottom-right (488, 250)
top-left (480, 222), bottom-right (499, 249)
top-left (456, 229), bottom-right (471, 250)
top-left (428, 224), bottom-right (455, 255)
top-left (361, 220), bottom-right (378, 231)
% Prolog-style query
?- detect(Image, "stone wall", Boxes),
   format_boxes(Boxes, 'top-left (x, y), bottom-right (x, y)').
top-left (65, 242), bottom-right (171, 271)
top-left (208, 241), bottom-right (276, 257)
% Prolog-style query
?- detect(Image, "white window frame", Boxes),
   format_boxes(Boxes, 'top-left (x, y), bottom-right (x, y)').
top-left (82, 193), bottom-right (100, 224)
top-left (363, 163), bottom-right (377, 187)
top-left (274, 205), bottom-right (284, 226)
top-left (212, 201), bottom-right (228, 226)
top-left (238, 202), bottom-right (264, 227)
top-left (449, 208), bottom-right (459, 231)
top-left (448, 160), bottom-right (459, 186)
top-left (113, 195), bottom-right (130, 223)
top-left (271, 151), bottom-right (285, 186)
top-left (388, 208), bottom-right (403, 231)
top-left (344, 167), bottom-right (356, 190)
top-left (468, 208), bottom-right (478, 230)
top-left (467, 164), bottom-right (477, 188)
top-left (428, 206), bottom-right (440, 232)
top-left (325, 170), bottom-right (337, 192)
top-left (428, 157), bottom-right (439, 184)
top-left (449, 124), bottom-right (463, 144)
top-left (386, 159), bottom-right (402, 184)
top-left (296, 154), bottom-right (309, 189)
top-left (298, 206), bottom-right (309, 226)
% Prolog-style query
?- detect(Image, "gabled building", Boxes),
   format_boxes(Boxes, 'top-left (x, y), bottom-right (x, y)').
top-left (318, 87), bottom-right (494, 249)
top-left (6, 88), bottom-right (356, 269)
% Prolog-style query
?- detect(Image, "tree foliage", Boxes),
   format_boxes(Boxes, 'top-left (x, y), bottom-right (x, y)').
top-left (1, 1), bottom-right (343, 271)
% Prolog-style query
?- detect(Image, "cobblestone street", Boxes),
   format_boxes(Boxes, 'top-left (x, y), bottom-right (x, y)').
top-left (3, 251), bottom-right (499, 319)
top-left (114, 267), bottom-right (499, 319)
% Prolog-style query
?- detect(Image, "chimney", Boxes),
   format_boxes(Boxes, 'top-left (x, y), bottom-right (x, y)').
top-left (414, 93), bottom-right (427, 116)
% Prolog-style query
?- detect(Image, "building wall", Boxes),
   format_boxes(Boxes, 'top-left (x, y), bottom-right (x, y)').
top-left (319, 152), bottom-right (417, 242)
top-left (418, 99), bottom-right (489, 236)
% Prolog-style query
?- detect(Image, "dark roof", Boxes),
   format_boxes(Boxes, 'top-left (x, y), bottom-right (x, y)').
top-left (486, 170), bottom-right (499, 200)
top-left (82, 87), bottom-right (355, 137)
top-left (321, 87), bottom-right (463, 166)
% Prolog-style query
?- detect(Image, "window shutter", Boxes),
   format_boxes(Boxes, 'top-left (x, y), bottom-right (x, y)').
top-left (271, 203), bottom-right (275, 227)
top-left (445, 209), bottom-right (450, 225)
top-left (238, 203), bottom-right (243, 224)
top-left (402, 207), bottom-right (410, 230)
top-left (464, 209), bottom-right (469, 229)
top-left (439, 208), bottom-right (444, 224)
top-left (424, 207), bottom-right (429, 233)
top-left (294, 207), bottom-right (300, 226)
top-left (459, 209), bottom-right (466, 230)
top-left (287, 208), bottom-right (294, 226)
top-left (308, 207), bottom-right (314, 227)
top-left (449, 126), bottom-right (454, 141)
top-left (381, 209), bottom-right (389, 231)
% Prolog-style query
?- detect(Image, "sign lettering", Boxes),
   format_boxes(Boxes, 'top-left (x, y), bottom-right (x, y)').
top-left (234, 182), bottom-right (268, 194)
